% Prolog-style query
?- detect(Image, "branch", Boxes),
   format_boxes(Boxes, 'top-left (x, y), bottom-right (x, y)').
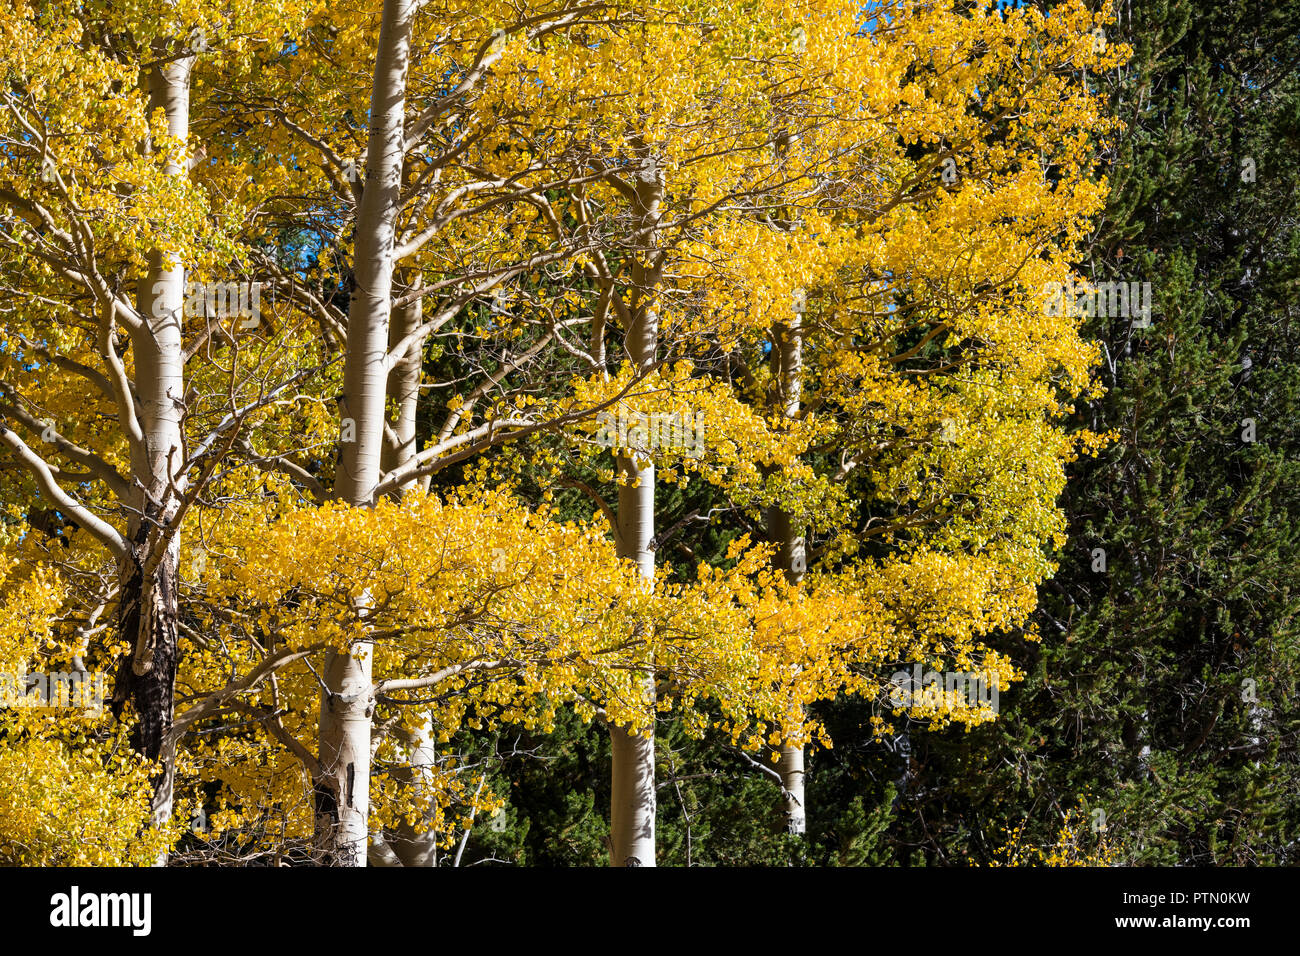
top-left (235, 438), bottom-right (328, 501)
top-left (229, 700), bottom-right (323, 777)
top-left (170, 644), bottom-right (325, 744)
top-left (0, 391), bottom-right (130, 498)
top-left (731, 746), bottom-right (783, 785)
top-left (0, 423), bottom-right (127, 559)
top-left (376, 658), bottom-right (513, 695)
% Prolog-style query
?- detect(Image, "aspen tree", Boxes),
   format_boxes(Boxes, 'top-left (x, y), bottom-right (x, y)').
top-left (0, 1), bottom-right (316, 846)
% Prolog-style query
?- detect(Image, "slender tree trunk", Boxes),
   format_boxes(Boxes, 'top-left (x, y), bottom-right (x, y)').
top-left (315, 0), bottom-right (416, 866)
top-left (373, 276), bottom-right (443, 866)
top-left (609, 158), bottom-right (663, 868)
top-left (609, 707), bottom-right (656, 866)
top-left (333, 0), bottom-right (413, 508)
top-left (610, 434), bottom-right (656, 865)
top-left (776, 743), bottom-right (806, 835)
top-left (314, 645), bottom-right (376, 866)
top-left (381, 717), bottom-right (439, 866)
top-left (380, 273), bottom-right (423, 486)
top-left (767, 312), bottom-right (806, 835)
top-left (110, 48), bottom-right (194, 844)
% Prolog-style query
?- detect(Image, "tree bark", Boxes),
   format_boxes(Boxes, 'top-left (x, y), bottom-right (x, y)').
top-left (381, 716), bottom-right (439, 866)
top-left (767, 312), bottom-right (806, 836)
top-left (609, 711), bottom-right (656, 866)
top-left (608, 157), bottom-right (663, 868)
top-left (610, 431), bottom-right (656, 865)
top-left (110, 47), bottom-right (194, 844)
top-left (380, 272), bottom-right (423, 486)
top-left (371, 272), bottom-right (442, 866)
top-left (315, 0), bottom-right (416, 866)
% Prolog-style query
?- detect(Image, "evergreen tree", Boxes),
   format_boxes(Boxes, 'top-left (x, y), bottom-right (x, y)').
top-left (878, 0), bottom-right (1300, 866)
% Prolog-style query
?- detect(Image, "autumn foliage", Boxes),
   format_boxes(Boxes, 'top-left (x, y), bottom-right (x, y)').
top-left (0, 0), bottom-right (1125, 864)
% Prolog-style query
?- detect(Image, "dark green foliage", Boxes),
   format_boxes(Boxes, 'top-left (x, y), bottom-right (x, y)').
top-left (874, 0), bottom-right (1300, 866)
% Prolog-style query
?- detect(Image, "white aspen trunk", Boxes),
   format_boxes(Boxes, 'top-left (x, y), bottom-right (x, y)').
top-left (610, 435), bottom-right (656, 866)
top-left (776, 743), bottom-right (806, 835)
top-left (609, 709), bottom-right (656, 866)
top-left (382, 717), bottom-right (439, 866)
top-left (315, 0), bottom-right (416, 867)
top-left (380, 273), bottom-right (423, 486)
top-left (374, 274), bottom-right (441, 866)
top-left (314, 644), bottom-right (375, 866)
top-left (609, 159), bottom-right (663, 868)
top-left (767, 313), bottom-right (806, 836)
top-left (769, 501), bottom-right (806, 834)
top-left (111, 49), bottom-right (194, 842)
top-left (333, 0), bottom-right (413, 509)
